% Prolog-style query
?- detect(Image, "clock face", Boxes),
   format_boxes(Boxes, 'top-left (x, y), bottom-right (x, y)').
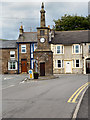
top-left (40, 38), bottom-right (45, 43)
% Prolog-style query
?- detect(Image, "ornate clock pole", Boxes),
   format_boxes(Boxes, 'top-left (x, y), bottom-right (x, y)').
top-left (34, 2), bottom-right (53, 76)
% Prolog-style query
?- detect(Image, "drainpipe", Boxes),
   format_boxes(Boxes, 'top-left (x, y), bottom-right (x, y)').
top-left (30, 43), bottom-right (31, 69)
top-left (82, 43), bottom-right (84, 74)
top-left (18, 43), bottom-right (19, 74)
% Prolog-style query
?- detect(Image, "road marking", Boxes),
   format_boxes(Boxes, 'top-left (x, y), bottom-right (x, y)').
top-left (4, 77), bottom-right (13, 80)
top-left (68, 82), bottom-right (90, 103)
top-left (67, 82), bottom-right (88, 103)
top-left (2, 85), bottom-right (15, 90)
top-left (72, 86), bottom-right (88, 119)
top-left (72, 83), bottom-right (88, 103)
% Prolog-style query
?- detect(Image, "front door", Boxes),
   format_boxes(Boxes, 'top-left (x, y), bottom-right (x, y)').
top-left (86, 60), bottom-right (90, 74)
top-left (40, 62), bottom-right (45, 76)
top-left (65, 61), bottom-right (72, 73)
top-left (21, 59), bottom-right (27, 73)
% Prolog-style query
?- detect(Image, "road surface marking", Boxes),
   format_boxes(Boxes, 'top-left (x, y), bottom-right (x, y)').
top-left (2, 85), bottom-right (15, 90)
top-left (67, 82), bottom-right (88, 103)
top-left (72, 83), bottom-right (88, 103)
top-left (72, 86), bottom-right (89, 119)
top-left (68, 82), bottom-right (90, 103)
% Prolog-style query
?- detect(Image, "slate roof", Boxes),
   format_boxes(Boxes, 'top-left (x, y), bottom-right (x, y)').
top-left (0, 40), bottom-right (17, 49)
top-left (17, 32), bottom-right (37, 43)
top-left (51, 30), bottom-right (90, 45)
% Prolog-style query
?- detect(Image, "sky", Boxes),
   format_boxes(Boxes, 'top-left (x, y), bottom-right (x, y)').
top-left (0, 1), bottom-right (90, 40)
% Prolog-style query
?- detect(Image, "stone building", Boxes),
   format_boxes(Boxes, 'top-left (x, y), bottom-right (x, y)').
top-left (0, 2), bottom-right (90, 75)
top-left (34, 2), bottom-right (53, 76)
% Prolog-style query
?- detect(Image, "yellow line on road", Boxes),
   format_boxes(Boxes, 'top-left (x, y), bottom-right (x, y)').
top-left (72, 83), bottom-right (88, 103)
top-left (67, 82), bottom-right (88, 103)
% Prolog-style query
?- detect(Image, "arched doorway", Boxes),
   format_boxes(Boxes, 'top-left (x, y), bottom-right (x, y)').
top-left (86, 58), bottom-right (90, 74)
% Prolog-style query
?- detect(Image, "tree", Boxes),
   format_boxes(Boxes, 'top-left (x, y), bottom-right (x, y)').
top-left (53, 14), bottom-right (90, 31)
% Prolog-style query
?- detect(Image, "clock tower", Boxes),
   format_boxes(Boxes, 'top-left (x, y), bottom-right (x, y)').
top-left (34, 2), bottom-right (53, 76)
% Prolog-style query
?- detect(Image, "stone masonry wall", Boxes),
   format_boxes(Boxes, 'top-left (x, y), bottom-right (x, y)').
top-left (34, 51), bottom-right (53, 76)
top-left (1, 48), bottom-right (17, 74)
top-left (19, 43), bottom-right (30, 73)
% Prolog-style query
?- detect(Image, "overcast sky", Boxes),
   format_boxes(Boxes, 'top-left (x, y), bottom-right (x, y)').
top-left (0, 1), bottom-right (90, 40)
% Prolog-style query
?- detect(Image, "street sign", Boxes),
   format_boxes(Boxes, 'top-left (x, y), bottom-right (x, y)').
top-left (28, 69), bottom-right (33, 79)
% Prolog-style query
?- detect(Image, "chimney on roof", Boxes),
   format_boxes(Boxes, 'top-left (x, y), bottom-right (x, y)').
top-left (19, 25), bottom-right (24, 35)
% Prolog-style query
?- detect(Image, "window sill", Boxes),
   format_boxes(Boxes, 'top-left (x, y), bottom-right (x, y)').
top-left (54, 53), bottom-right (64, 55)
top-left (8, 69), bottom-right (17, 71)
top-left (10, 57), bottom-right (15, 59)
top-left (72, 53), bottom-right (82, 55)
top-left (54, 67), bottom-right (64, 69)
top-left (21, 52), bottom-right (26, 53)
top-left (72, 67), bottom-right (82, 68)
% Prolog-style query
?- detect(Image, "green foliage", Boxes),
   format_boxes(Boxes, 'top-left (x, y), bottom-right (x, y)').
top-left (53, 14), bottom-right (90, 31)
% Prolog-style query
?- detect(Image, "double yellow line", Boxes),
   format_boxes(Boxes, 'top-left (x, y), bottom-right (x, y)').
top-left (68, 82), bottom-right (90, 103)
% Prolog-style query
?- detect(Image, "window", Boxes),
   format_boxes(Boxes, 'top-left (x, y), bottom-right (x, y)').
top-left (55, 60), bottom-right (64, 68)
top-left (72, 44), bottom-right (80, 54)
top-left (40, 30), bottom-right (45, 36)
top-left (75, 60), bottom-right (80, 67)
top-left (10, 51), bottom-right (15, 58)
top-left (75, 45), bottom-right (79, 53)
top-left (21, 45), bottom-right (26, 53)
top-left (8, 61), bottom-right (17, 70)
top-left (57, 46), bottom-right (61, 53)
top-left (57, 45), bottom-right (64, 54)
top-left (58, 60), bottom-right (61, 67)
top-left (31, 44), bottom-right (34, 58)
top-left (89, 45), bottom-right (90, 53)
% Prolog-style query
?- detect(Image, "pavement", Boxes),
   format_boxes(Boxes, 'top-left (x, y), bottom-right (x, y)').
top-left (1, 74), bottom-right (89, 119)
top-left (76, 86), bottom-right (89, 120)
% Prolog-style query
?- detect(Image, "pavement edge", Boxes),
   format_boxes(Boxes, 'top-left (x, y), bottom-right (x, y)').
top-left (72, 86), bottom-right (88, 120)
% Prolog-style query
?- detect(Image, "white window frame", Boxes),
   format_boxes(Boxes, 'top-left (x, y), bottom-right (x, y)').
top-left (8, 61), bottom-right (17, 70)
top-left (72, 59), bottom-right (74, 68)
top-left (10, 51), bottom-right (15, 58)
top-left (54, 60), bottom-right (64, 68)
top-left (56, 45), bottom-right (64, 54)
top-left (57, 60), bottom-right (62, 68)
top-left (72, 44), bottom-right (81, 54)
top-left (89, 45), bottom-right (90, 53)
top-left (75, 59), bottom-right (80, 68)
top-left (21, 45), bottom-right (26, 53)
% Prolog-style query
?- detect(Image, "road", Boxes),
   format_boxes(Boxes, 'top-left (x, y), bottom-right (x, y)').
top-left (2, 74), bottom-right (89, 118)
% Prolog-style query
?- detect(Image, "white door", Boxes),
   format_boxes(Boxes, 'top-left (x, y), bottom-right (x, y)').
top-left (65, 61), bottom-right (72, 73)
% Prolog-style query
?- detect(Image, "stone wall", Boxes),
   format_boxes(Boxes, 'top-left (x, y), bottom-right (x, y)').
top-left (1, 48), bottom-right (17, 74)
top-left (34, 51), bottom-right (53, 76)
top-left (18, 43), bottom-right (30, 73)
top-left (37, 28), bottom-right (51, 51)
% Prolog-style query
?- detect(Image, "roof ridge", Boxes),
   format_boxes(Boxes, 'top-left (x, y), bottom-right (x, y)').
top-left (24, 32), bottom-right (37, 33)
top-left (55, 30), bottom-right (89, 32)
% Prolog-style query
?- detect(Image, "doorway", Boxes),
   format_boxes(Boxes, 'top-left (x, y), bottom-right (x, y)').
top-left (65, 61), bottom-right (72, 73)
top-left (86, 59), bottom-right (90, 74)
top-left (21, 59), bottom-right (27, 73)
top-left (40, 62), bottom-right (45, 76)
